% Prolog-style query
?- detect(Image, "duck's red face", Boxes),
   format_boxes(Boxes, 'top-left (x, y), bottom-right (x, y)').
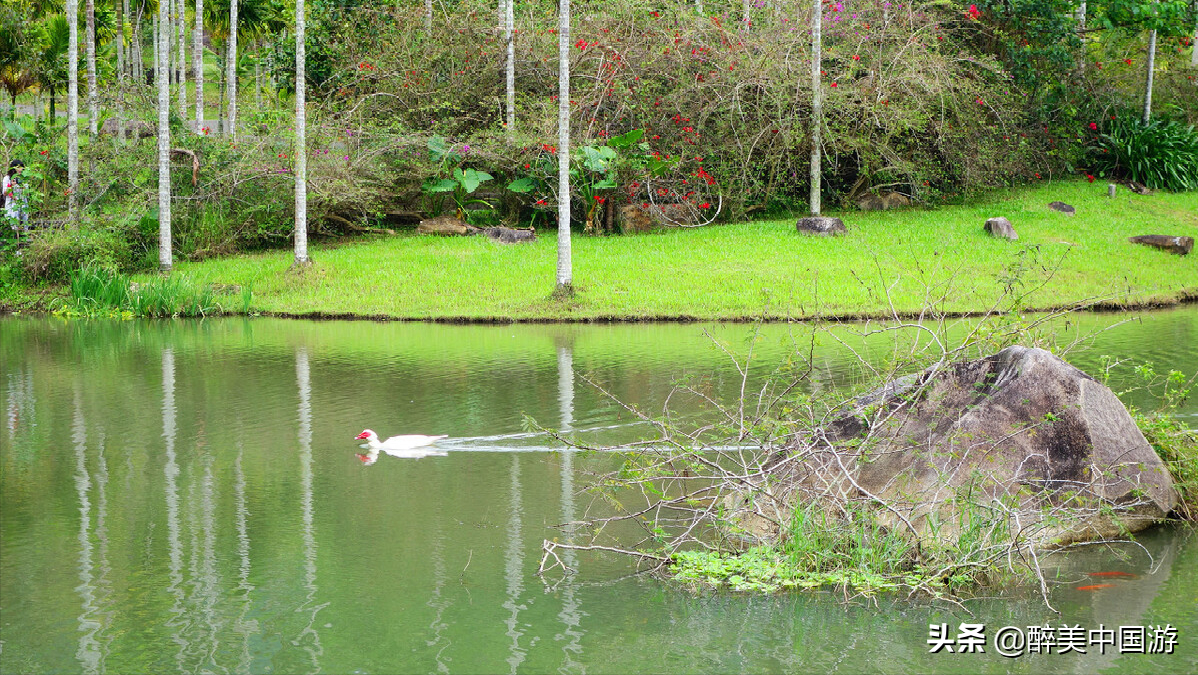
top-left (355, 430), bottom-right (371, 440)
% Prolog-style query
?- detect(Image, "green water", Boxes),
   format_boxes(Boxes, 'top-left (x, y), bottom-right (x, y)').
top-left (1, 311), bottom-right (1196, 674)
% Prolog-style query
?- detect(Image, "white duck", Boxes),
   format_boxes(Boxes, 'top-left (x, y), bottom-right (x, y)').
top-left (354, 429), bottom-right (448, 461)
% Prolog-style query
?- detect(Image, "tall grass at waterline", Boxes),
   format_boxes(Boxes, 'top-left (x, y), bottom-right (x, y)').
top-left (158, 181), bottom-right (1197, 320)
top-left (68, 266), bottom-right (251, 317)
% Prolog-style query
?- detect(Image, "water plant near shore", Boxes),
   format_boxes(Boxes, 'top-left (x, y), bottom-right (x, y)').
top-left (64, 265), bottom-right (251, 317)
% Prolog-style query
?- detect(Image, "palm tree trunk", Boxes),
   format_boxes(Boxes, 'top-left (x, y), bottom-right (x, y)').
top-left (194, 0), bottom-right (204, 130)
top-left (133, 4), bottom-right (143, 86)
top-left (556, 0), bottom-right (571, 290)
top-left (86, 0), bottom-right (98, 138)
top-left (227, 0), bottom-right (238, 141)
top-left (504, 0), bottom-right (514, 132)
top-left (116, 0), bottom-right (126, 143)
top-left (1143, 29), bottom-right (1156, 123)
top-left (809, 0), bottom-right (822, 216)
top-left (254, 47), bottom-right (261, 108)
top-left (157, 0), bottom-right (173, 272)
top-left (68, 0), bottom-right (80, 224)
top-left (177, 0), bottom-right (188, 120)
top-left (294, 0), bottom-right (309, 265)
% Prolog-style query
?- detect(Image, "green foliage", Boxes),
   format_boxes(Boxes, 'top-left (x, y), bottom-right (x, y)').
top-left (65, 265), bottom-right (248, 318)
top-left (22, 226), bottom-right (134, 282)
top-left (421, 136), bottom-right (494, 218)
top-left (1087, 114), bottom-right (1198, 191)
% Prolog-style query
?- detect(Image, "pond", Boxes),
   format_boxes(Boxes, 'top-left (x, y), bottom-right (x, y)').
top-left (2, 308), bottom-right (1196, 674)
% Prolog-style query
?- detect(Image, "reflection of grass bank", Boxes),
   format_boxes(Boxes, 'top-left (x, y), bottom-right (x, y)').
top-left (158, 181), bottom-right (1196, 320)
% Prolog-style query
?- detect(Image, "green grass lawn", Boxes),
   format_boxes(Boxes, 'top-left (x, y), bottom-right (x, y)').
top-left (158, 180), bottom-right (1198, 321)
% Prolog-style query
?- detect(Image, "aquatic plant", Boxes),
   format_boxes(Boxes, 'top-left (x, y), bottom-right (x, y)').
top-left (66, 265), bottom-right (250, 318)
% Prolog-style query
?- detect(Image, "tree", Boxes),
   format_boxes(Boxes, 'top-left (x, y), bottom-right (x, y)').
top-left (504, 0), bottom-right (514, 133)
top-left (194, 0), bottom-right (203, 130)
top-left (0, 7), bottom-right (40, 109)
top-left (158, 0), bottom-right (173, 271)
top-left (1143, 28), bottom-right (1157, 122)
top-left (556, 0), bottom-right (571, 292)
top-left (115, 0), bottom-right (125, 142)
top-left (68, 0), bottom-right (80, 223)
top-left (86, 0), bottom-right (98, 138)
top-left (809, 0), bottom-right (822, 216)
top-left (227, 0), bottom-right (238, 140)
top-left (293, 0), bottom-right (309, 266)
top-left (177, 0), bottom-right (188, 119)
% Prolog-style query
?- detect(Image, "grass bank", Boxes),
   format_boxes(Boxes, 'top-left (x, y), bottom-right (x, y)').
top-left (4, 180), bottom-right (1189, 321)
top-left (168, 180), bottom-right (1195, 320)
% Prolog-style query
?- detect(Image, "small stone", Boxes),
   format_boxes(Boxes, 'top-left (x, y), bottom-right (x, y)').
top-left (1108, 184), bottom-right (1117, 198)
top-left (1048, 201), bottom-right (1075, 216)
top-left (795, 216), bottom-right (847, 236)
top-left (1128, 235), bottom-right (1193, 256)
top-left (984, 217), bottom-right (1018, 240)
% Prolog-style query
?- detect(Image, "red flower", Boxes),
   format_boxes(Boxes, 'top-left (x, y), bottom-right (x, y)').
top-left (1124, 59), bottom-right (1133, 65)
top-left (698, 202), bottom-right (711, 209)
top-left (852, 54), bottom-right (861, 60)
top-left (1086, 174), bottom-right (1095, 183)
top-left (966, 4), bottom-right (981, 20)
top-left (1088, 122), bottom-right (1098, 131)
top-left (830, 82), bottom-right (838, 88)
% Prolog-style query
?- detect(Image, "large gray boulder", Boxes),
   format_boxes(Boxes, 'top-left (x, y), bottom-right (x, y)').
top-left (984, 216), bottom-right (1018, 240)
top-left (1128, 235), bottom-right (1193, 256)
top-left (737, 346), bottom-right (1178, 549)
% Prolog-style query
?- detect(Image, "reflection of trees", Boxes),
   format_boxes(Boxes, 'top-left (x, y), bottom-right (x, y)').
top-left (233, 440), bottom-right (257, 671)
top-left (556, 344), bottom-right (584, 670)
top-left (295, 347), bottom-right (326, 671)
top-left (503, 455), bottom-right (525, 674)
top-left (161, 348), bottom-right (188, 671)
top-left (72, 387), bottom-right (103, 674)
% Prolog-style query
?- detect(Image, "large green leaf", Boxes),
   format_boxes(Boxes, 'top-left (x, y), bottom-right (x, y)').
top-left (507, 177), bottom-right (537, 193)
top-left (460, 168), bottom-right (493, 194)
top-left (422, 178), bottom-right (457, 193)
top-left (607, 129), bottom-right (644, 149)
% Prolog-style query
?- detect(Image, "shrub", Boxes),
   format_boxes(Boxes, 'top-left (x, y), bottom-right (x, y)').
top-left (21, 225), bottom-right (133, 282)
top-left (1087, 114), bottom-right (1198, 191)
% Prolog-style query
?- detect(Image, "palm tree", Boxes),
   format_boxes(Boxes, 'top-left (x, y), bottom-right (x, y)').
top-left (115, 0), bottom-right (125, 142)
top-left (1143, 29), bottom-right (1157, 123)
top-left (293, 0), bottom-right (309, 266)
top-left (809, 0), bottom-right (822, 216)
top-left (504, 0), bottom-right (514, 133)
top-left (555, 0), bottom-right (571, 292)
top-left (158, 0), bottom-right (172, 271)
top-left (176, 0), bottom-right (187, 118)
top-left (194, 0), bottom-right (203, 129)
top-left (227, 0), bottom-right (238, 140)
top-left (68, 0), bottom-right (79, 223)
top-left (86, 0), bottom-right (97, 138)
top-left (0, 7), bottom-right (40, 109)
